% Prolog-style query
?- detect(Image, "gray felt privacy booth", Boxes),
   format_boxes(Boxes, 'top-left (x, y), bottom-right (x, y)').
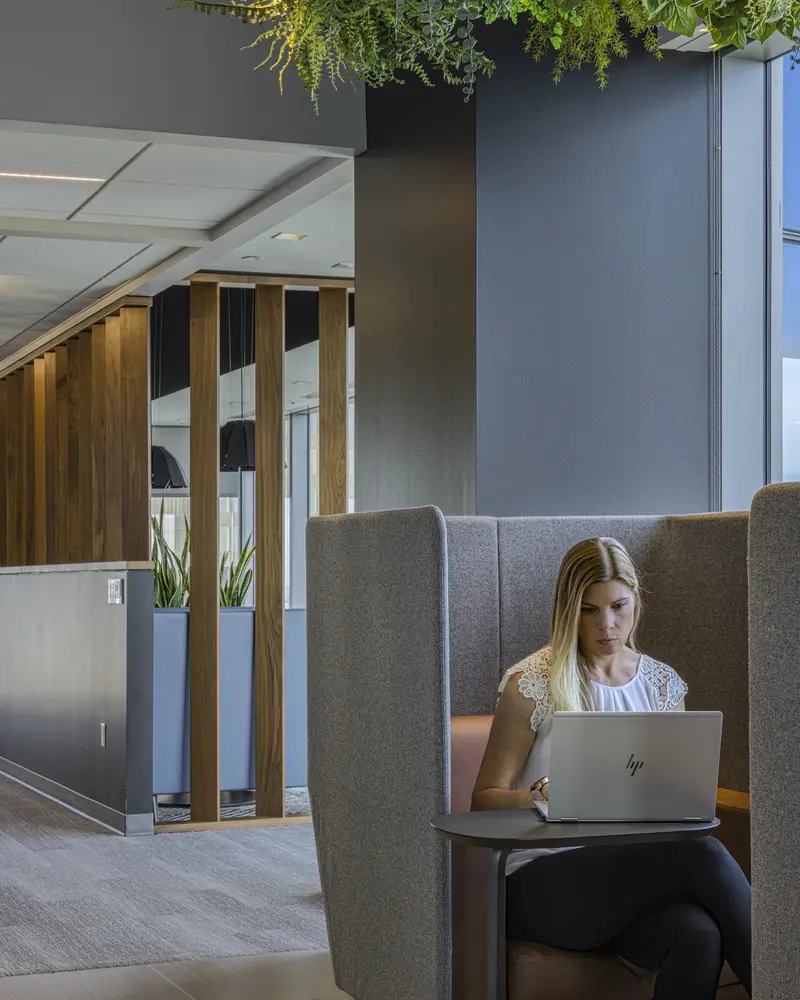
top-left (307, 487), bottom-right (798, 1000)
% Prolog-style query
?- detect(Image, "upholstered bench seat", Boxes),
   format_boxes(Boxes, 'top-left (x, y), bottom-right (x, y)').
top-left (451, 715), bottom-right (747, 1000)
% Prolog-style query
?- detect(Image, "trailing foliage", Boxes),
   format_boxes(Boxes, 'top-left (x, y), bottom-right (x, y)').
top-left (173, 0), bottom-right (800, 103)
top-left (219, 536), bottom-right (255, 607)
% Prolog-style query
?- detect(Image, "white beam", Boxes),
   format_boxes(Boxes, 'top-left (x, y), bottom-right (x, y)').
top-left (139, 157), bottom-right (354, 296)
top-left (0, 119), bottom-right (361, 159)
top-left (0, 216), bottom-right (210, 247)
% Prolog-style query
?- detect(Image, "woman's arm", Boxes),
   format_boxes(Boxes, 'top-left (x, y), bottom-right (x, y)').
top-left (471, 678), bottom-right (538, 811)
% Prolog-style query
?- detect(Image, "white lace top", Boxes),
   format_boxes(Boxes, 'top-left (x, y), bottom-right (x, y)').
top-left (499, 645), bottom-right (688, 873)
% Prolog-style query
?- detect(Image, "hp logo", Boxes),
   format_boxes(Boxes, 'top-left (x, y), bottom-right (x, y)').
top-left (626, 754), bottom-right (644, 777)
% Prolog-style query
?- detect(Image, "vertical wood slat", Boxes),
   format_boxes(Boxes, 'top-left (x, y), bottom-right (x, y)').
top-left (254, 284), bottom-right (286, 818)
top-left (21, 366), bottom-right (35, 565)
top-left (91, 325), bottom-right (107, 562)
top-left (55, 346), bottom-right (69, 564)
top-left (104, 316), bottom-right (123, 562)
top-left (79, 332), bottom-right (94, 563)
top-left (6, 372), bottom-right (21, 566)
top-left (44, 353), bottom-right (57, 564)
top-left (0, 380), bottom-right (5, 566)
top-left (189, 282), bottom-right (221, 823)
top-left (66, 338), bottom-right (82, 562)
top-left (318, 288), bottom-right (349, 516)
top-left (120, 306), bottom-right (151, 561)
top-left (33, 359), bottom-right (47, 565)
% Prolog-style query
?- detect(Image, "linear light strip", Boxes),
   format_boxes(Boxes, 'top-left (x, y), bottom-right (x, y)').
top-left (0, 171), bottom-right (105, 183)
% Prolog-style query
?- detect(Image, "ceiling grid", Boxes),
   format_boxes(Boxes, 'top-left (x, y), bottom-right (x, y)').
top-left (0, 128), bottom-right (355, 360)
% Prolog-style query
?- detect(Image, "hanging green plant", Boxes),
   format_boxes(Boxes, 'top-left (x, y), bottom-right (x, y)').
top-left (172, 0), bottom-right (799, 104)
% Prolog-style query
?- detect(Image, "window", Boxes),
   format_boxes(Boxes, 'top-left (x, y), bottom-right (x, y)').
top-left (149, 494), bottom-right (240, 566)
top-left (783, 56), bottom-right (800, 481)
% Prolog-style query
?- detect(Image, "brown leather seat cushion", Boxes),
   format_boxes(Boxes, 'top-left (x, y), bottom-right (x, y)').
top-left (450, 716), bottom-right (745, 1000)
top-left (508, 940), bottom-right (745, 1000)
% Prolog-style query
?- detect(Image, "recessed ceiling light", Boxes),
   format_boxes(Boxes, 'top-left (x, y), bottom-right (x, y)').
top-left (331, 262), bottom-right (354, 269)
top-left (0, 170), bottom-right (105, 183)
top-left (241, 255), bottom-right (261, 260)
top-left (271, 232), bottom-right (307, 241)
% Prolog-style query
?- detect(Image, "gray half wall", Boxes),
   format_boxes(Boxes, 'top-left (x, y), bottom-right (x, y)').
top-left (0, 564), bottom-right (154, 834)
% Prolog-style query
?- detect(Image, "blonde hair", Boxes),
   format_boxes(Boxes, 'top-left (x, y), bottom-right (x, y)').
top-left (548, 537), bottom-right (641, 713)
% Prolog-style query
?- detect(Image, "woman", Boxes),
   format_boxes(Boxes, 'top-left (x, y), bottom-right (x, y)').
top-left (472, 537), bottom-right (751, 1000)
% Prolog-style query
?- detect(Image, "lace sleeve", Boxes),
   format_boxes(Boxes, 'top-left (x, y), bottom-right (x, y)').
top-left (640, 656), bottom-right (688, 711)
top-left (498, 648), bottom-right (552, 732)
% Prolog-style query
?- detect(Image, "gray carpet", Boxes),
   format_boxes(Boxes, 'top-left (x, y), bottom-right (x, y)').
top-left (0, 774), bottom-right (327, 977)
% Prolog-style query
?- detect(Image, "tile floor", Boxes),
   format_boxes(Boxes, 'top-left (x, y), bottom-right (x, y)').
top-left (0, 951), bottom-right (349, 1000)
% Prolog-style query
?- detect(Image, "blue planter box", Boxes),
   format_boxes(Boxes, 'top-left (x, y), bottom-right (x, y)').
top-left (153, 607), bottom-right (307, 795)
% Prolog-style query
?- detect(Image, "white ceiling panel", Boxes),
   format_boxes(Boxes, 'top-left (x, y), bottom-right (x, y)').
top-left (0, 237), bottom-right (148, 279)
top-left (0, 273), bottom-right (79, 303)
top-left (0, 176), bottom-right (101, 215)
top-left (123, 145), bottom-right (318, 192)
top-left (209, 183), bottom-right (354, 277)
top-left (0, 131), bottom-right (145, 180)
top-left (92, 245), bottom-right (175, 291)
top-left (0, 208), bottom-right (75, 221)
top-left (77, 182), bottom-right (263, 227)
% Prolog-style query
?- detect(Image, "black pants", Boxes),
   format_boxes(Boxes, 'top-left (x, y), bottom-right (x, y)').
top-left (506, 837), bottom-right (751, 999)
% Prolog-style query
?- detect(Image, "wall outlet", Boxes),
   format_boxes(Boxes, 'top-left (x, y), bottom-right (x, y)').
top-left (107, 579), bottom-right (124, 605)
top-left (100, 723), bottom-right (107, 748)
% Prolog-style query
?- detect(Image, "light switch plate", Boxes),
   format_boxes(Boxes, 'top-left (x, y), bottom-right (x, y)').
top-left (107, 578), bottom-right (124, 605)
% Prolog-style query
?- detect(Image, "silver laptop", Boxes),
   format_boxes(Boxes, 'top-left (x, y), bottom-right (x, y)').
top-left (535, 711), bottom-right (722, 823)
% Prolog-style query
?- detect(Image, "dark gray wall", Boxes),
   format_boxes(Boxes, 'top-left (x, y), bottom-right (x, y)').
top-left (354, 30), bottom-right (715, 517)
top-left (354, 83), bottom-right (477, 514)
top-left (0, 0), bottom-right (364, 152)
top-left (475, 24), bottom-right (713, 516)
top-left (0, 566), bottom-right (153, 832)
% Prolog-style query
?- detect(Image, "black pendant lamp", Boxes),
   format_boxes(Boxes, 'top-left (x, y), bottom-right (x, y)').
top-left (220, 418), bottom-right (255, 471)
top-left (151, 445), bottom-right (187, 490)
top-left (219, 288), bottom-right (256, 472)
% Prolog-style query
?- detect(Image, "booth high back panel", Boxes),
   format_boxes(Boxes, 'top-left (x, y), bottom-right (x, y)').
top-left (494, 513), bottom-right (749, 791)
top-left (307, 508), bottom-right (452, 1000)
top-left (308, 505), bottom-right (752, 1000)
top-left (445, 518), bottom-right (500, 716)
top-left (749, 484), bottom-right (800, 999)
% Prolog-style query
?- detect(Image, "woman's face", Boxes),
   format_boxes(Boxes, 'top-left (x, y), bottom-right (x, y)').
top-left (577, 579), bottom-right (636, 658)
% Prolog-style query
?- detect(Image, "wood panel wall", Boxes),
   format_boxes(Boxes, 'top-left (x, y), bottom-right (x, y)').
top-left (319, 288), bottom-right (349, 516)
top-left (0, 379), bottom-right (6, 566)
top-left (33, 358), bottom-right (46, 566)
top-left (22, 365), bottom-right (35, 565)
top-left (44, 352), bottom-right (57, 563)
top-left (189, 281), bottom-right (221, 824)
top-left (6, 372), bottom-right (21, 566)
top-left (0, 304), bottom-right (151, 568)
